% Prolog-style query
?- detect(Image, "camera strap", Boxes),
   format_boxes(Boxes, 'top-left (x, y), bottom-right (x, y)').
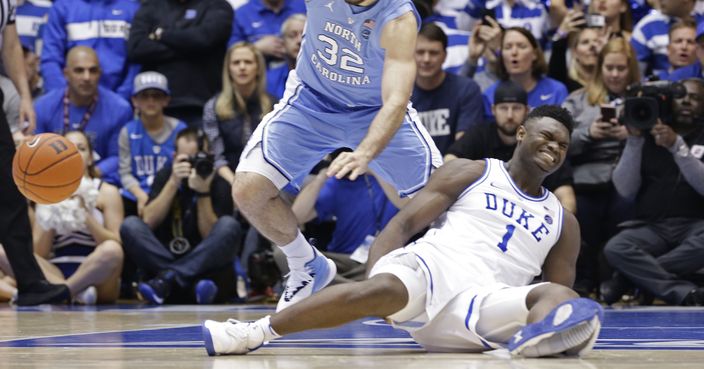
top-left (169, 199), bottom-right (191, 255)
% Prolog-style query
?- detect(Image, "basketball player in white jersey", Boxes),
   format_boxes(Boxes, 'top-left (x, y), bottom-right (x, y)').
top-left (203, 105), bottom-right (604, 358)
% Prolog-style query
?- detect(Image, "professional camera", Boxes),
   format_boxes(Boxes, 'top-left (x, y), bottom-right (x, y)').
top-left (188, 151), bottom-right (214, 178)
top-left (622, 81), bottom-right (686, 130)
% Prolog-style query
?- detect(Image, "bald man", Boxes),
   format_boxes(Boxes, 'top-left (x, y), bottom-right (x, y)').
top-left (34, 46), bottom-right (133, 186)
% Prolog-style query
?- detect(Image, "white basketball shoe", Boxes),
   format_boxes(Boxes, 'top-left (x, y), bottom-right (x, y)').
top-left (276, 247), bottom-right (336, 312)
top-left (202, 319), bottom-right (267, 356)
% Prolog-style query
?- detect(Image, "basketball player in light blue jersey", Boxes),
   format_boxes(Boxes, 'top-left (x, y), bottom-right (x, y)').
top-left (232, 0), bottom-right (442, 312)
top-left (203, 105), bottom-right (605, 358)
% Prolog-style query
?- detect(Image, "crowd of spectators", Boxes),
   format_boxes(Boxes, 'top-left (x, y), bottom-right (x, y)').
top-left (0, 0), bottom-right (703, 306)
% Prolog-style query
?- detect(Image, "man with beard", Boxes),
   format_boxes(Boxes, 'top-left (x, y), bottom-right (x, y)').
top-left (601, 78), bottom-right (704, 306)
top-left (445, 81), bottom-right (576, 213)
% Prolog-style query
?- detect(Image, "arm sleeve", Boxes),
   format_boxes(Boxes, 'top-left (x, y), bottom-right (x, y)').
top-left (446, 126), bottom-right (481, 159)
top-left (40, 4), bottom-right (68, 91)
top-left (148, 166), bottom-right (171, 202)
top-left (118, 126), bottom-right (139, 190)
top-left (202, 98), bottom-right (228, 170)
top-left (126, 4), bottom-right (178, 63)
top-left (159, 3), bottom-right (233, 53)
top-left (563, 92), bottom-right (591, 156)
top-left (2, 80), bottom-right (20, 131)
top-left (669, 136), bottom-right (704, 196)
top-left (612, 136), bottom-right (645, 200)
top-left (227, 12), bottom-right (246, 47)
top-left (115, 63), bottom-right (141, 100)
top-left (456, 80), bottom-right (483, 131)
top-left (313, 179), bottom-right (336, 221)
top-left (548, 37), bottom-right (569, 84)
top-left (459, 61), bottom-right (478, 78)
top-left (98, 104), bottom-right (133, 181)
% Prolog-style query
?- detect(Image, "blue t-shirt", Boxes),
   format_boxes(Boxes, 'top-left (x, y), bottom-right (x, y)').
top-left (34, 86), bottom-right (133, 185)
top-left (228, 0), bottom-right (306, 47)
top-left (121, 119), bottom-right (187, 201)
top-left (411, 73), bottom-right (484, 154)
top-left (666, 61), bottom-right (702, 81)
top-left (296, 0), bottom-right (419, 108)
top-left (266, 63), bottom-right (290, 100)
top-left (315, 175), bottom-right (398, 254)
top-left (483, 77), bottom-right (568, 121)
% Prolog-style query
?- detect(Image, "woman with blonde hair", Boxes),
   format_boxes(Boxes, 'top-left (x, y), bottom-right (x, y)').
top-left (202, 42), bottom-right (274, 188)
top-left (563, 37), bottom-right (640, 297)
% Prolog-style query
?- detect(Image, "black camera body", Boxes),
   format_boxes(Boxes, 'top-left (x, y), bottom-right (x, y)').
top-left (622, 81), bottom-right (686, 130)
top-left (188, 151), bottom-right (214, 178)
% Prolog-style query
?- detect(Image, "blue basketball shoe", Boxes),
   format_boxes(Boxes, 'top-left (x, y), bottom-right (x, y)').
top-left (276, 247), bottom-right (337, 312)
top-left (509, 298), bottom-right (604, 357)
top-left (195, 279), bottom-right (218, 304)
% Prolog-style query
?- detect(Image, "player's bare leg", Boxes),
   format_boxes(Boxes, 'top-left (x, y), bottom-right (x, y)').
top-left (202, 274), bottom-right (408, 355)
top-left (232, 171), bottom-right (337, 311)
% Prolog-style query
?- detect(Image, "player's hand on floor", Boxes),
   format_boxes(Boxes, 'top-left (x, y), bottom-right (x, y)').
top-left (326, 150), bottom-right (372, 181)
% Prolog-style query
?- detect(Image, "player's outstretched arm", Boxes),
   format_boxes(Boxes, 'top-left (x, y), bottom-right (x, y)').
top-left (327, 12), bottom-right (418, 181)
top-left (366, 159), bottom-right (487, 274)
top-left (541, 209), bottom-right (581, 288)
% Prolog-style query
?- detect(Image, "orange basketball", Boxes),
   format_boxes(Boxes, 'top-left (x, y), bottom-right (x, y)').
top-left (12, 133), bottom-right (85, 204)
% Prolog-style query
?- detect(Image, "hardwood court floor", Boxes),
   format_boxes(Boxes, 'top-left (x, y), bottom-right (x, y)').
top-left (1, 304), bottom-right (703, 369)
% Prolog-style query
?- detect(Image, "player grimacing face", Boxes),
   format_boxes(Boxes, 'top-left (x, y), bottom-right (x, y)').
top-left (516, 117), bottom-right (570, 173)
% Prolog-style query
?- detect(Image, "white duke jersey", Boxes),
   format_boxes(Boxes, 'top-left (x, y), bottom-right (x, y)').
top-left (297, 0), bottom-right (419, 108)
top-left (409, 158), bottom-right (564, 317)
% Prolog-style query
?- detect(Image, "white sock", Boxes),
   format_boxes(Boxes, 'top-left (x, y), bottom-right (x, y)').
top-left (256, 315), bottom-right (282, 342)
top-left (280, 231), bottom-right (314, 268)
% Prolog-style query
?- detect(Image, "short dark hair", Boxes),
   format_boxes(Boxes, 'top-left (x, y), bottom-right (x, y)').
top-left (176, 128), bottom-right (209, 152)
top-left (418, 23), bottom-right (448, 50)
top-left (524, 105), bottom-right (574, 135)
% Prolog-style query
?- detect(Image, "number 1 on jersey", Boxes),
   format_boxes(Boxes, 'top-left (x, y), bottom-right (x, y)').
top-left (497, 224), bottom-right (515, 252)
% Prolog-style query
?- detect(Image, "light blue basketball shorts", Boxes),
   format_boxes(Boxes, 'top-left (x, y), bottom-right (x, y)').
top-left (237, 82), bottom-right (442, 197)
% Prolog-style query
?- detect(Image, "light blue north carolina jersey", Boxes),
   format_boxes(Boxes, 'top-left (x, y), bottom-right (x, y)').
top-left (296, 0), bottom-right (419, 108)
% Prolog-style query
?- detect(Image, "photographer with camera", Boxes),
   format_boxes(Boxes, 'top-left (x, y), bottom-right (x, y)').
top-left (601, 78), bottom-right (704, 306)
top-left (563, 37), bottom-right (640, 295)
top-left (119, 128), bottom-right (241, 305)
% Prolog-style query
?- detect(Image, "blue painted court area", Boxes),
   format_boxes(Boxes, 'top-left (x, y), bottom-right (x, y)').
top-left (1, 306), bottom-right (703, 351)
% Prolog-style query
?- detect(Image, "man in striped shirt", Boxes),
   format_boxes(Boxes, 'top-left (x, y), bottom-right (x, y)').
top-left (0, 0), bottom-right (71, 305)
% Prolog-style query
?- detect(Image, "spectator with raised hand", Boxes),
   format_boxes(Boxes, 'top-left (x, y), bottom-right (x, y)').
top-left (412, 23), bottom-right (483, 153)
top-left (461, 15), bottom-right (502, 91)
top-left (657, 20), bottom-right (697, 80)
top-left (602, 78), bottom-right (704, 307)
top-left (630, 0), bottom-right (698, 76)
top-left (40, 0), bottom-right (140, 100)
top-left (228, 0), bottom-right (305, 66)
top-left (119, 71), bottom-right (187, 217)
top-left (549, 9), bottom-right (609, 92)
top-left (563, 37), bottom-right (640, 296)
top-left (0, 130), bottom-right (125, 304)
top-left (266, 14), bottom-right (305, 101)
top-left (482, 27), bottom-right (569, 122)
top-left (589, 0), bottom-right (633, 39)
top-left (464, 0), bottom-right (553, 48)
top-left (127, 0), bottom-right (233, 128)
top-left (34, 46), bottom-right (133, 186)
top-left (120, 129), bottom-right (241, 305)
